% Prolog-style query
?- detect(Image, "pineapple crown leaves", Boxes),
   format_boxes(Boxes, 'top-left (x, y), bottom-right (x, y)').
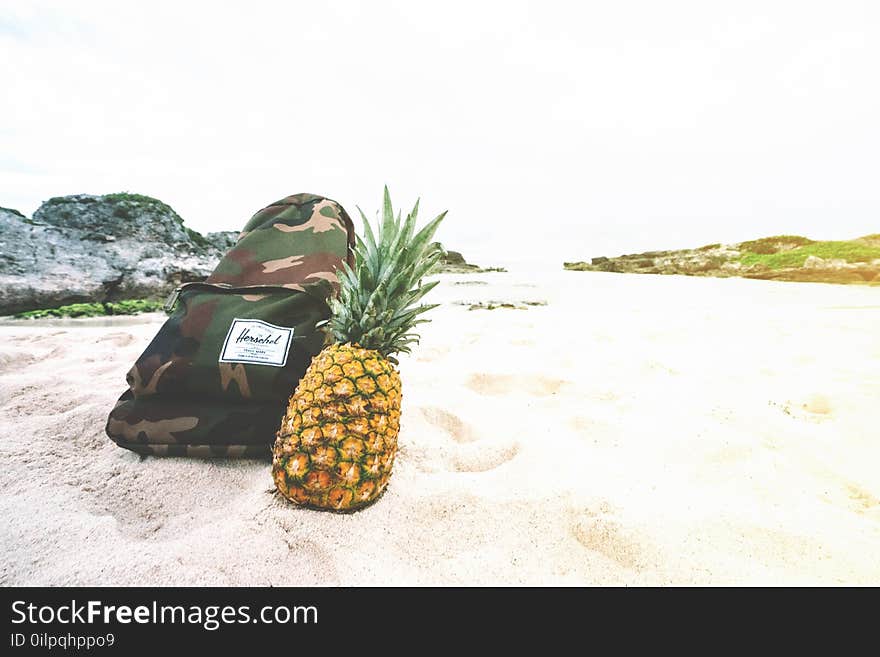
top-left (328, 186), bottom-right (447, 362)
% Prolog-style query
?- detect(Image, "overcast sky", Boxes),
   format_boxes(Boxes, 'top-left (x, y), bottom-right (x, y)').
top-left (2, 1), bottom-right (878, 264)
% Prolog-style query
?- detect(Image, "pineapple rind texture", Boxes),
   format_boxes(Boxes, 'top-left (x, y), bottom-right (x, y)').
top-left (273, 343), bottom-right (402, 512)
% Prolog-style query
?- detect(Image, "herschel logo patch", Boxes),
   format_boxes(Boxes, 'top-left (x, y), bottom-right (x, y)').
top-left (219, 318), bottom-right (293, 367)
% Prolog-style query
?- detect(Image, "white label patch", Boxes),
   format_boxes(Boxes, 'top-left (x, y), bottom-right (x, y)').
top-left (219, 318), bottom-right (293, 367)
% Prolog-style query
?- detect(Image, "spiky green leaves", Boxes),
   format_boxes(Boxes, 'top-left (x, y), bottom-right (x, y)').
top-left (329, 187), bottom-right (447, 361)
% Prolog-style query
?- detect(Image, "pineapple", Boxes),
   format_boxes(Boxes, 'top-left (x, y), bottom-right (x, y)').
top-left (272, 187), bottom-right (446, 511)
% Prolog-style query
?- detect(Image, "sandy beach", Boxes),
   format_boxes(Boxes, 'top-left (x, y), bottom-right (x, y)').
top-left (1, 269), bottom-right (878, 586)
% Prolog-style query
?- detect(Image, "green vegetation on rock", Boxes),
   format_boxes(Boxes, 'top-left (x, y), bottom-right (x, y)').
top-left (739, 240), bottom-right (880, 269)
top-left (103, 192), bottom-right (177, 215)
top-left (564, 232), bottom-right (880, 285)
top-left (40, 192), bottom-right (213, 247)
top-left (14, 299), bottom-right (165, 319)
top-left (184, 225), bottom-right (211, 248)
top-left (737, 235), bottom-right (814, 254)
top-left (1, 206), bottom-right (25, 218)
top-left (105, 193), bottom-right (212, 246)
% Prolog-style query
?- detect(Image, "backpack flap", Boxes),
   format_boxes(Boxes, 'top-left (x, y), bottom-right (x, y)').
top-left (125, 281), bottom-right (332, 404)
top-left (207, 193), bottom-right (354, 290)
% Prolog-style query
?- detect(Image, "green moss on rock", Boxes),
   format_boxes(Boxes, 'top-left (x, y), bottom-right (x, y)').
top-left (739, 241), bottom-right (880, 269)
top-left (737, 235), bottom-right (814, 255)
top-left (103, 192), bottom-right (177, 215)
top-left (14, 299), bottom-right (165, 319)
top-left (0, 206), bottom-right (25, 218)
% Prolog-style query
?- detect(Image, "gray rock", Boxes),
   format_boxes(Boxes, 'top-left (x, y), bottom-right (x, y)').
top-left (442, 250), bottom-right (467, 265)
top-left (0, 195), bottom-right (224, 315)
top-left (434, 247), bottom-right (504, 273)
top-left (205, 231), bottom-right (240, 252)
top-left (34, 193), bottom-right (198, 248)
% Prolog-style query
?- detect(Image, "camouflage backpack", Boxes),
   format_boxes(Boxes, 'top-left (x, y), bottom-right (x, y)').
top-left (106, 193), bottom-right (354, 457)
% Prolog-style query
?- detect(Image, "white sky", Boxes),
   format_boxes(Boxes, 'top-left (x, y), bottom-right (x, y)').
top-left (2, 1), bottom-right (879, 265)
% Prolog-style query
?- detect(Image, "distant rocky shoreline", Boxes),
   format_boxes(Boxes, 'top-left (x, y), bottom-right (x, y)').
top-left (564, 235), bottom-right (880, 285)
top-left (433, 250), bottom-right (506, 275)
top-left (0, 193), bottom-right (490, 315)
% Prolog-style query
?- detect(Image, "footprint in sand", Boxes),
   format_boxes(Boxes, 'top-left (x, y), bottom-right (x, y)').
top-left (418, 405), bottom-right (520, 472)
top-left (465, 373), bottom-right (568, 397)
top-left (0, 350), bottom-right (37, 374)
top-left (420, 406), bottom-right (477, 443)
top-left (570, 502), bottom-right (653, 571)
top-left (452, 442), bottom-right (520, 473)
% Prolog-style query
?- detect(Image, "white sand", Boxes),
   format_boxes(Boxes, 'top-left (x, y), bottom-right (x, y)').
top-left (1, 270), bottom-right (878, 585)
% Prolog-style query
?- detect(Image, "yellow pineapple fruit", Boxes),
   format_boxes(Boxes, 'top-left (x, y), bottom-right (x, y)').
top-left (272, 187), bottom-right (446, 511)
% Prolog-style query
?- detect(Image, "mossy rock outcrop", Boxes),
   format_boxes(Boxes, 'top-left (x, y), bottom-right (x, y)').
top-left (565, 234), bottom-right (880, 285)
top-left (0, 194), bottom-right (231, 315)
